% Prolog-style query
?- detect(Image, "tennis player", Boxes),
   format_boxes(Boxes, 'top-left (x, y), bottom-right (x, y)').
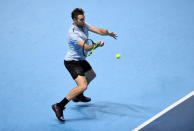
top-left (52, 8), bottom-right (118, 121)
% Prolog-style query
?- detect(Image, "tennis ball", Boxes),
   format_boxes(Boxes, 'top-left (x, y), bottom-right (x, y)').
top-left (116, 54), bottom-right (121, 59)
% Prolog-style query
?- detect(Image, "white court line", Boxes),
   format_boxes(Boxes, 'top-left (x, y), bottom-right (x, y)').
top-left (133, 91), bottom-right (194, 131)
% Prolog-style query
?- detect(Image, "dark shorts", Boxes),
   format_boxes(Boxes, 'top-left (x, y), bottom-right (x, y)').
top-left (64, 60), bottom-right (92, 80)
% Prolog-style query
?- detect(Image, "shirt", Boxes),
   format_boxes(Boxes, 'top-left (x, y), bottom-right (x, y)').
top-left (64, 23), bottom-right (90, 61)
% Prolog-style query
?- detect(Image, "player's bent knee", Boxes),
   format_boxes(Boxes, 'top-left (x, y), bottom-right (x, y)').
top-left (78, 82), bottom-right (88, 91)
top-left (79, 85), bottom-right (87, 91)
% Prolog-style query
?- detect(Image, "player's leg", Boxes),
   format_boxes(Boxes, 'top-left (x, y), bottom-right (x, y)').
top-left (52, 75), bottom-right (88, 121)
top-left (73, 61), bottom-right (96, 102)
top-left (73, 69), bottom-right (96, 102)
top-left (52, 60), bottom-right (88, 121)
top-left (66, 75), bottom-right (88, 100)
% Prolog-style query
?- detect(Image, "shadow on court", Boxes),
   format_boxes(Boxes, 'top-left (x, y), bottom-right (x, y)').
top-left (64, 101), bottom-right (148, 123)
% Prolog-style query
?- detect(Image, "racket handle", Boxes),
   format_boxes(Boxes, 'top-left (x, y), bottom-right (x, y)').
top-left (97, 41), bottom-right (103, 47)
top-left (97, 42), bottom-right (101, 46)
top-left (97, 41), bottom-right (104, 47)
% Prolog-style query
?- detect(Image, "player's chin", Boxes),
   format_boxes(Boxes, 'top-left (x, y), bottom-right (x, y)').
top-left (78, 24), bottom-right (84, 28)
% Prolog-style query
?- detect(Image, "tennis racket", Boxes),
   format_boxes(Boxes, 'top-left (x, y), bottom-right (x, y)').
top-left (83, 39), bottom-right (99, 57)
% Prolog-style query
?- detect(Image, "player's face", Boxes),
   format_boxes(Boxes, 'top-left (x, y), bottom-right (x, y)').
top-left (74, 15), bottom-right (85, 28)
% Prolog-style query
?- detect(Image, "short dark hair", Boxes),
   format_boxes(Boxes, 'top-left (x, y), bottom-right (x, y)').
top-left (71, 8), bottom-right (84, 20)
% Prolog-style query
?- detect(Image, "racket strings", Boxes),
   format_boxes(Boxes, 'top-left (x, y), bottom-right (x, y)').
top-left (83, 39), bottom-right (98, 57)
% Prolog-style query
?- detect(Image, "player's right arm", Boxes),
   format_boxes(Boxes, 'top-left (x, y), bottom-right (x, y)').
top-left (77, 40), bottom-right (104, 51)
top-left (70, 33), bottom-right (95, 51)
top-left (77, 40), bottom-right (93, 51)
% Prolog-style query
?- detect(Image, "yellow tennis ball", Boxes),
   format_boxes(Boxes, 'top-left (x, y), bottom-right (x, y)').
top-left (116, 54), bottom-right (121, 59)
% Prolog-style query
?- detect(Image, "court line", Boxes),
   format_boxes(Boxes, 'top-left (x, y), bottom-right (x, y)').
top-left (133, 91), bottom-right (194, 131)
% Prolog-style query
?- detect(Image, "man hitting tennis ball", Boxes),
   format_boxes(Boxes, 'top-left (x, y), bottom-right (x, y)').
top-left (52, 8), bottom-right (118, 121)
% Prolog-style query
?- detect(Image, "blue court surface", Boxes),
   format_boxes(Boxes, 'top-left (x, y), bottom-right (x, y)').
top-left (1, 0), bottom-right (194, 131)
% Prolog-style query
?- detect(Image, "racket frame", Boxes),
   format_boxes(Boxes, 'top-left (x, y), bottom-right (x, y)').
top-left (83, 39), bottom-right (99, 57)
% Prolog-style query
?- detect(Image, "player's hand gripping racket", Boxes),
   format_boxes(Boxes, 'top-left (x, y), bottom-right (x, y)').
top-left (83, 39), bottom-right (102, 57)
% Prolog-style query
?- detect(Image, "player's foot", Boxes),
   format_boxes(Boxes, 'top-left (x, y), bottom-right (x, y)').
top-left (73, 94), bottom-right (91, 103)
top-left (52, 103), bottom-right (65, 122)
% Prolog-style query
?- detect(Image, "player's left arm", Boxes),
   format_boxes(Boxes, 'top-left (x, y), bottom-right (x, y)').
top-left (89, 26), bottom-right (118, 39)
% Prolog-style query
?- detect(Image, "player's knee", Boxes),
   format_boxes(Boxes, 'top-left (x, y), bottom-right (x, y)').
top-left (80, 86), bottom-right (87, 91)
top-left (79, 82), bottom-right (88, 91)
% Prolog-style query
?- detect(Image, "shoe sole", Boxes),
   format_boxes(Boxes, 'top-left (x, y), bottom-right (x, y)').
top-left (72, 99), bottom-right (91, 103)
top-left (72, 99), bottom-right (79, 102)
